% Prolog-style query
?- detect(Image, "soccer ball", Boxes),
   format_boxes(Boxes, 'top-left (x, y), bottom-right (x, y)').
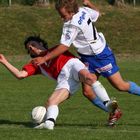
top-left (31, 106), bottom-right (46, 124)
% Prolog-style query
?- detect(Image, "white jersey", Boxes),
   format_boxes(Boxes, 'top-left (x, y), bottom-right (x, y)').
top-left (60, 7), bottom-right (106, 55)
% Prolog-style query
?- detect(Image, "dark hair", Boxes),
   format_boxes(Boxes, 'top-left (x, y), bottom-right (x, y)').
top-left (24, 35), bottom-right (48, 50)
top-left (55, 0), bottom-right (79, 14)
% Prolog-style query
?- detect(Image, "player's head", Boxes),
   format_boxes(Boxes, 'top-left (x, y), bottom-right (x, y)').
top-left (55, 0), bottom-right (79, 22)
top-left (24, 35), bottom-right (48, 58)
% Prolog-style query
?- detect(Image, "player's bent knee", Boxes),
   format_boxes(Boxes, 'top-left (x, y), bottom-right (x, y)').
top-left (85, 73), bottom-right (97, 85)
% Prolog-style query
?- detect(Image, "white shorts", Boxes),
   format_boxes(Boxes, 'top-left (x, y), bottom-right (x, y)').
top-left (55, 58), bottom-right (87, 95)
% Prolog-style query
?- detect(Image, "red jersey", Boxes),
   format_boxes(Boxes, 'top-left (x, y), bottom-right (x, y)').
top-left (23, 47), bottom-right (76, 79)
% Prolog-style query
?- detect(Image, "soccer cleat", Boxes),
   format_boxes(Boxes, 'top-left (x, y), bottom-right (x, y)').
top-left (106, 99), bottom-right (118, 113)
top-left (45, 120), bottom-right (54, 130)
top-left (34, 120), bottom-right (54, 130)
top-left (107, 108), bottom-right (122, 126)
top-left (34, 122), bottom-right (46, 129)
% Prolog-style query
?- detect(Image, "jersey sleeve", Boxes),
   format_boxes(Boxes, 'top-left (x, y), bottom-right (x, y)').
top-left (83, 7), bottom-right (99, 22)
top-left (22, 63), bottom-right (41, 77)
top-left (60, 25), bottom-right (79, 47)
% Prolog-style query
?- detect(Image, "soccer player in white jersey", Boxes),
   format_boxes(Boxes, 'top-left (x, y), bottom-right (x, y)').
top-left (0, 35), bottom-right (121, 129)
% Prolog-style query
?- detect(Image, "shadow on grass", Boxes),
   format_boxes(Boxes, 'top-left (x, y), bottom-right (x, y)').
top-left (1, 119), bottom-right (140, 129)
top-left (0, 119), bottom-right (33, 128)
top-left (56, 122), bottom-right (102, 127)
top-left (56, 122), bottom-right (140, 129)
top-left (0, 119), bottom-right (106, 129)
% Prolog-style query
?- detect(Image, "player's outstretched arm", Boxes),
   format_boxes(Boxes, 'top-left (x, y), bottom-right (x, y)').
top-left (0, 54), bottom-right (28, 79)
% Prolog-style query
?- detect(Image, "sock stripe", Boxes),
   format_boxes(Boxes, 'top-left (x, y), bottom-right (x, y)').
top-left (47, 118), bottom-right (55, 124)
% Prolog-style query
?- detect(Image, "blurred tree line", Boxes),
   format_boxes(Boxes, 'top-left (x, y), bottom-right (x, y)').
top-left (0, 0), bottom-right (52, 6)
top-left (108, 0), bottom-right (139, 7)
top-left (0, 0), bottom-right (139, 6)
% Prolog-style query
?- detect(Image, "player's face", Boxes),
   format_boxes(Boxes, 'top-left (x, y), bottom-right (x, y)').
top-left (58, 7), bottom-right (74, 22)
top-left (26, 41), bottom-right (46, 58)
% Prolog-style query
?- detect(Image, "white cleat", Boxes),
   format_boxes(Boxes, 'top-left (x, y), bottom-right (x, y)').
top-left (34, 122), bottom-right (45, 129)
top-left (34, 120), bottom-right (54, 130)
top-left (45, 120), bottom-right (54, 130)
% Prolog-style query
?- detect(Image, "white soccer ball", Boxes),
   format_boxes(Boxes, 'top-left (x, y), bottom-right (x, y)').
top-left (31, 106), bottom-right (46, 124)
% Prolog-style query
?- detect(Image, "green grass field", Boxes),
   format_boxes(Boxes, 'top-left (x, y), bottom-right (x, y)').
top-left (0, 58), bottom-right (140, 140)
top-left (0, 1), bottom-right (140, 140)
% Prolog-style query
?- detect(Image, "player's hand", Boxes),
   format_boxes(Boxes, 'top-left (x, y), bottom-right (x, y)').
top-left (82, 0), bottom-right (90, 6)
top-left (31, 56), bottom-right (46, 66)
top-left (0, 54), bottom-right (7, 64)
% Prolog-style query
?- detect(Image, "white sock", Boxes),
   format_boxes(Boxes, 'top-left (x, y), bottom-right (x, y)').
top-left (46, 105), bottom-right (59, 121)
top-left (92, 81), bottom-right (110, 102)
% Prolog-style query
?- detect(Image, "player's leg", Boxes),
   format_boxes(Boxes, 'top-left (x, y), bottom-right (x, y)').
top-left (35, 88), bottom-right (69, 130)
top-left (107, 71), bottom-right (140, 96)
top-left (82, 83), bottom-right (109, 112)
top-left (79, 71), bottom-right (122, 126)
top-left (46, 88), bottom-right (70, 129)
top-left (76, 63), bottom-right (118, 114)
top-left (46, 88), bottom-right (69, 106)
top-left (78, 69), bottom-right (110, 101)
